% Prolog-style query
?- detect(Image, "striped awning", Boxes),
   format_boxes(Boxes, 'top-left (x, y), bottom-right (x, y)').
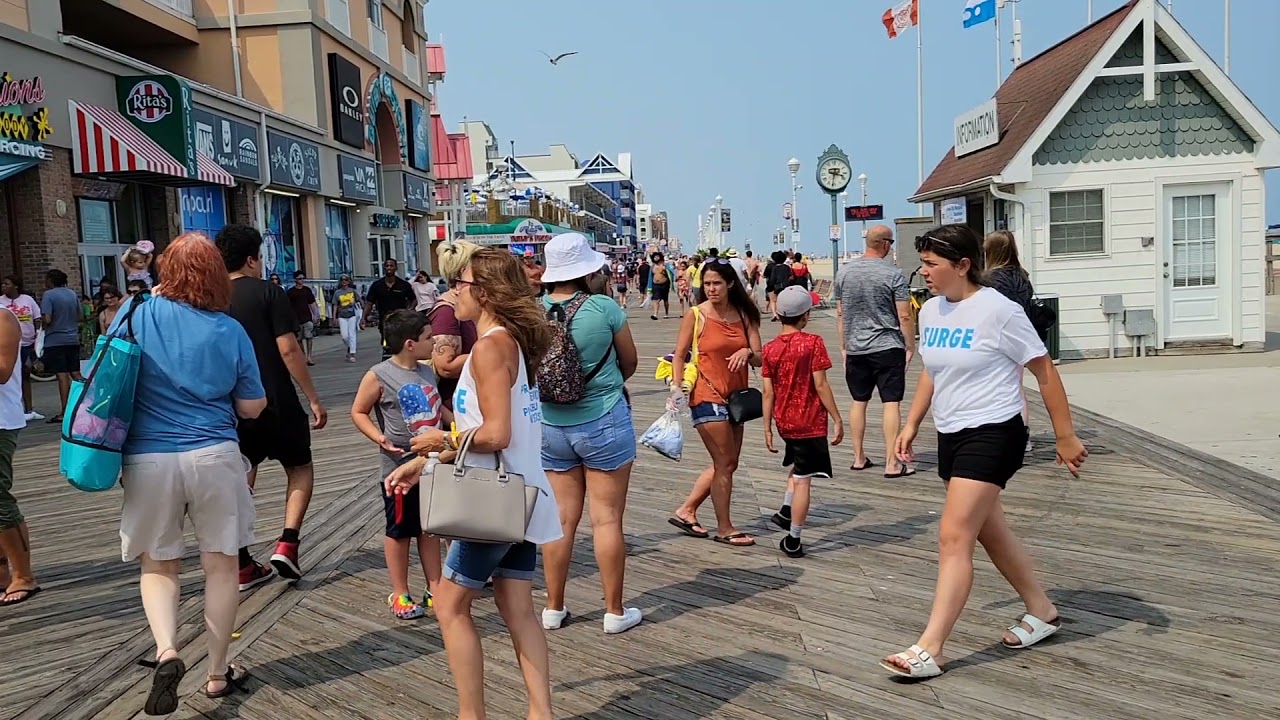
top-left (69, 100), bottom-right (235, 188)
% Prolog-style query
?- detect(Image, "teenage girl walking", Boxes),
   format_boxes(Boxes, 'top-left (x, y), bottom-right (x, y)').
top-left (881, 224), bottom-right (1087, 679)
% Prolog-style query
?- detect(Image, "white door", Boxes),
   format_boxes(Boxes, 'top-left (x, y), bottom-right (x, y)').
top-left (1164, 183), bottom-right (1231, 341)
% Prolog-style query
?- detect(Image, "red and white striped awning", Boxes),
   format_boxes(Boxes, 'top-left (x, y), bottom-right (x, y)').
top-left (69, 100), bottom-right (235, 188)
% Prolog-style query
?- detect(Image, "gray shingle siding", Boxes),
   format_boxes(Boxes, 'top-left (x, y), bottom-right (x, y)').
top-left (1104, 28), bottom-right (1179, 68)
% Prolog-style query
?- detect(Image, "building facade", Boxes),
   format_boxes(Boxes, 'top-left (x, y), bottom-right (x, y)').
top-left (0, 0), bottom-right (437, 296)
top-left (911, 0), bottom-right (1277, 358)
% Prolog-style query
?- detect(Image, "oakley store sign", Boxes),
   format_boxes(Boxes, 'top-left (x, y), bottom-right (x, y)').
top-left (0, 72), bottom-right (54, 163)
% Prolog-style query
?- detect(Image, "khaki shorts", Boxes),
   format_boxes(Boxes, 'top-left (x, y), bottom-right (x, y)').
top-left (120, 441), bottom-right (255, 562)
top-left (296, 321), bottom-right (316, 341)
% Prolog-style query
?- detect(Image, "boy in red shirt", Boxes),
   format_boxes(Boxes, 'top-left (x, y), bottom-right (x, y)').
top-left (762, 286), bottom-right (844, 558)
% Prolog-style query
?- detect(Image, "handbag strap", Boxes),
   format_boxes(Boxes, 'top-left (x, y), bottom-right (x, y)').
top-left (451, 427), bottom-right (508, 478)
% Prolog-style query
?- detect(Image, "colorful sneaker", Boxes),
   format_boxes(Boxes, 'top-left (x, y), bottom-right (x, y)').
top-left (421, 590), bottom-right (433, 609)
top-left (238, 561), bottom-right (276, 591)
top-left (388, 593), bottom-right (425, 620)
top-left (270, 541), bottom-right (302, 580)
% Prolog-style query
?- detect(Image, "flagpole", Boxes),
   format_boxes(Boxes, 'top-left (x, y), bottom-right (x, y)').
top-left (1223, 0), bottom-right (1231, 74)
top-left (995, 2), bottom-right (1002, 90)
top-left (1087, 0), bottom-right (1093, 22)
top-left (916, 0), bottom-right (924, 212)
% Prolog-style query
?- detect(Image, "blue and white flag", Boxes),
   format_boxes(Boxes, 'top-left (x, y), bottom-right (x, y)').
top-left (963, 0), bottom-right (997, 28)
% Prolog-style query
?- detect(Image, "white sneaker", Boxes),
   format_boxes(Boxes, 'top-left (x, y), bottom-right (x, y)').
top-left (603, 607), bottom-right (643, 635)
top-left (1025, 439), bottom-right (1034, 453)
top-left (542, 607), bottom-right (569, 630)
top-left (24, 411), bottom-right (43, 421)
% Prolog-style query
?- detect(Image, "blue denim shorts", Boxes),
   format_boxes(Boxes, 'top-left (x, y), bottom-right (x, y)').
top-left (690, 402), bottom-right (731, 427)
top-left (541, 398), bottom-right (637, 472)
top-left (444, 540), bottom-right (538, 589)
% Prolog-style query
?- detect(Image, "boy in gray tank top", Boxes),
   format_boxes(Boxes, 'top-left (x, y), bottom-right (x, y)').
top-left (351, 310), bottom-right (450, 620)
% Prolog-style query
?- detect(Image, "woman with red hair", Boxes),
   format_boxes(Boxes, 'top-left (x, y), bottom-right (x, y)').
top-left (109, 233), bottom-right (268, 714)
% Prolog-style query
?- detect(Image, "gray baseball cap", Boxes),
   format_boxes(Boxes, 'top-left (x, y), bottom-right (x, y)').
top-left (775, 286), bottom-right (814, 318)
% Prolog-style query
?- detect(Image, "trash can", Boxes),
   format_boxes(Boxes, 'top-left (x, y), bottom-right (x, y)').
top-left (1033, 293), bottom-right (1060, 362)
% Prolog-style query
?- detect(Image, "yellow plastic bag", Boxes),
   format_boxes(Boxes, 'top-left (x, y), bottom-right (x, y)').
top-left (656, 308), bottom-right (701, 390)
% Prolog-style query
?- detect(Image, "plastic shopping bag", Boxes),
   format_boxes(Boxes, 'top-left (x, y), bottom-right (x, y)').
top-left (640, 392), bottom-right (685, 461)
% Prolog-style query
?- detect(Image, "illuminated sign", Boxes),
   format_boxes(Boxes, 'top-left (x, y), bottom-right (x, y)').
top-left (0, 72), bottom-right (53, 161)
top-left (844, 204), bottom-right (885, 222)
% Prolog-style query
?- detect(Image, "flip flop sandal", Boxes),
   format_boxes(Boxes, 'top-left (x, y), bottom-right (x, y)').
top-left (851, 459), bottom-right (877, 471)
top-left (0, 586), bottom-right (41, 605)
top-left (204, 664), bottom-right (249, 699)
top-left (884, 468), bottom-right (917, 479)
top-left (712, 532), bottom-right (756, 547)
top-left (879, 644), bottom-right (943, 679)
top-left (1002, 613), bottom-right (1061, 648)
top-left (667, 516), bottom-right (710, 538)
top-left (143, 656), bottom-right (186, 715)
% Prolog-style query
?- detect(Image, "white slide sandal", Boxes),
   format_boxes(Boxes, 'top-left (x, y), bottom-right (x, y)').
top-left (879, 644), bottom-right (943, 679)
top-left (1003, 613), bottom-right (1061, 648)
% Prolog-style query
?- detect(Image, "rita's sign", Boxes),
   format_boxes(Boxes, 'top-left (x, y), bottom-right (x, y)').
top-left (0, 72), bottom-right (54, 161)
top-left (116, 75), bottom-right (197, 178)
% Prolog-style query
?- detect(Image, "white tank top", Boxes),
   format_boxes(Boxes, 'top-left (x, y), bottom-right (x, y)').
top-left (0, 308), bottom-right (25, 430)
top-left (452, 327), bottom-right (562, 545)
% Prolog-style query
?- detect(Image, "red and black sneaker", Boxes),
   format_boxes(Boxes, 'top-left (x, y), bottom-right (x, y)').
top-left (270, 541), bottom-right (302, 580)
top-left (238, 561), bottom-right (276, 592)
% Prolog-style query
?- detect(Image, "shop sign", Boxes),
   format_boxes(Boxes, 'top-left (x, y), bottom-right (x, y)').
top-left (0, 72), bottom-right (54, 161)
top-left (370, 212), bottom-right (401, 229)
top-left (180, 186), bottom-right (227, 236)
top-left (954, 98), bottom-right (1000, 158)
top-left (510, 218), bottom-right (552, 244)
top-left (405, 99), bottom-right (430, 172)
top-left (266, 130), bottom-right (321, 192)
top-left (941, 197), bottom-right (967, 225)
top-left (403, 173), bottom-right (431, 213)
top-left (328, 53), bottom-right (365, 149)
top-left (337, 153), bottom-right (377, 203)
top-left (469, 234), bottom-right (510, 247)
top-left (720, 208), bottom-right (731, 232)
top-left (192, 107), bottom-right (260, 181)
top-left (117, 75), bottom-right (197, 177)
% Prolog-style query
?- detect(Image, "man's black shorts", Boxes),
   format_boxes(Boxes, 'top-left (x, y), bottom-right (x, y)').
top-left (781, 436), bottom-right (833, 479)
top-left (844, 348), bottom-right (907, 403)
top-left (651, 283), bottom-right (671, 302)
top-left (42, 344), bottom-right (80, 374)
top-left (237, 397), bottom-right (312, 468)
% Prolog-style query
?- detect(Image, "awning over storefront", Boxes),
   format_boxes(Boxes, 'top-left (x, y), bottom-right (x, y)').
top-left (0, 157), bottom-right (39, 183)
top-left (69, 101), bottom-right (235, 188)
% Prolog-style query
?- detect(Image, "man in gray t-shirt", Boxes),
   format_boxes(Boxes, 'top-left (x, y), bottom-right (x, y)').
top-left (833, 225), bottom-right (915, 477)
top-left (39, 268), bottom-right (84, 424)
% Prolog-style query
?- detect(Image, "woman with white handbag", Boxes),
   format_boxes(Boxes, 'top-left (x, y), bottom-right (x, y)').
top-left (385, 248), bottom-right (559, 720)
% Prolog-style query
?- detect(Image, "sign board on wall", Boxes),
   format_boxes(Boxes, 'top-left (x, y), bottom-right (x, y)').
top-left (511, 218), bottom-right (552, 243)
top-left (266, 130), bottom-right (321, 192)
top-left (405, 99), bottom-right (430, 172)
top-left (403, 173), bottom-right (431, 212)
top-left (941, 197), bottom-right (967, 225)
top-left (180, 186), bottom-right (227, 237)
top-left (337, 153), bottom-right (377, 203)
top-left (117, 75), bottom-right (197, 177)
top-left (328, 53), bottom-right (365, 149)
top-left (954, 98), bottom-right (1000, 158)
top-left (0, 73), bottom-right (54, 162)
top-left (192, 107), bottom-right (260, 181)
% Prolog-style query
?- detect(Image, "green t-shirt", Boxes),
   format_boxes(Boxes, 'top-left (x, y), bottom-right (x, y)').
top-left (540, 293), bottom-right (626, 427)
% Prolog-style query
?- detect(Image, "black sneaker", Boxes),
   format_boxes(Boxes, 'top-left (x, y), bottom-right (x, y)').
top-left (780, 535), bottom-right (805, 559)
top-left (770, 510), bottom-right (792, 531)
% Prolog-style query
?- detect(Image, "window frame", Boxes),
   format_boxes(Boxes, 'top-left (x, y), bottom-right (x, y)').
top-left (367, 0), bottom-right (383, 29)
top-left (1044, 186), bottom-right (1108, 259)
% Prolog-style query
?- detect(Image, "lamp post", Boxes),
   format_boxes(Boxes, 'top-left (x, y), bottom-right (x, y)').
top-left (858, 173), bottom-right (869, 254)
top-left (787, 158), bottom-right (800, 251)
top-left (839, 190), bottom-right (849, 258)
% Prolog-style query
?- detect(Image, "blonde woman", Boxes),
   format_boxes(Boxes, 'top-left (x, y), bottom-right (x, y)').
top-left (984, 231), bottom-right (1035, 448)
top-left (430, 241), bottom-right (481, 409)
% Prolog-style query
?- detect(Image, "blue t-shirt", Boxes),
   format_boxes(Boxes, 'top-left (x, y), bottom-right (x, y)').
top-left (40, 286), bottom-right (81, 348)
top-left (539, 293), bottom-right (626, 426)
top-left (113, 296), bottom-right (265, 454)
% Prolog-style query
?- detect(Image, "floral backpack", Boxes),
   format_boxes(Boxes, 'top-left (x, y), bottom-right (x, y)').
top-left (537, 294), bottom-right (614, 405)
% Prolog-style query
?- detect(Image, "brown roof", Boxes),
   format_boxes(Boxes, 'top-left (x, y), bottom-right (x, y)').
top-left (913, 0), bottom-right (1136, 200)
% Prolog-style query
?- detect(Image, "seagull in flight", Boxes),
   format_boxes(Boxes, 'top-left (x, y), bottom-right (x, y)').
top-left (540, 50), bottom-right (579, 65)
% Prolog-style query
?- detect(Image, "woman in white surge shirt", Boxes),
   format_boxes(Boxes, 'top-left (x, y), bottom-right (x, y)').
top-left (881, 224), bottom-right (1087, 680)
top-left (386, 248), bottom-right (559, 719)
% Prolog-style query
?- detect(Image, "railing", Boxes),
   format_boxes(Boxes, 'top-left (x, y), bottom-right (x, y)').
top-left (142, 0), bottom-right (194, 19)
top-left (326, 0), bottom-right (351, 36)
top-left (369, 21), bottom-right (389, 62)
top-left (403, 47), bottom-right (420, 85)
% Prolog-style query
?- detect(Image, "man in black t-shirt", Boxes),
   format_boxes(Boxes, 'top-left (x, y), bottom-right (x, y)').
top-left (214, 225), bottom-right (328, 591)
top-left (362, 258), bottom-right (414, 359)
top-left (286, 272), bottom-right (318, 365)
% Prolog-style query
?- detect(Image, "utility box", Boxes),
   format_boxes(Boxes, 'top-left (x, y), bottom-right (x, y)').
top-left (1101, 294), bottom-right (1125, 315)
top-left (1124, 309), bottom-right (1157, 338)
top-left (1035, 294), bottom-right (1060, 362)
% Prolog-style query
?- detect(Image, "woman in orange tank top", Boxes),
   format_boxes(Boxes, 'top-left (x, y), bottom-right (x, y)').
top-left (667, 259), bottom-right (762, 546)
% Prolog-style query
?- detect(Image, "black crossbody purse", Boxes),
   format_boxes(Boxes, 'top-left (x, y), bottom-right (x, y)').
top-left (705, 316), bottom-right (762, 424)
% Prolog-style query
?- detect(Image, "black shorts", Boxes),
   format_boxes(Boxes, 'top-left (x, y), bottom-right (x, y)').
top-left (781, 436), bottom-right (833, 479)
top-left (844, 348), bottom-right (906, 403)
top-left (936, 415), bottom-right (1028, 489)
top-left (651, 283), bottom-right (670, 302)
top-left (615, 284), bottom-right (628, 294)
top-left (237, 398), bottom-right (313, 468)
top-left (20, 345), bottom-right (35, 368)
top-left (380, 454), bottom-right (423, 538)
top-left (42, 344), bottom-right (80, 374)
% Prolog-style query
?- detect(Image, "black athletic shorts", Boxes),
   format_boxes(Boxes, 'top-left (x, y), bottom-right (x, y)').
top-left (237, 397), bottom-right (313, 469)
top-left (42, 344), bottom-right (80, 374)
top-left (651, 283), bottom-right (670, 302)
top-left (615, 283), bottom-right (628, 294)
top-left (844, 348), bottom-right (906, 403)
top-left (781, 436), bottom-right (833, 479)
top-left (936, 414), bottom-right (1028, 489)
top-left (380, 454), bottom-right (422, 538)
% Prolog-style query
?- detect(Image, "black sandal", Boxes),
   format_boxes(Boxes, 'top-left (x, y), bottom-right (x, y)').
top-left (667, 516), bottom-right (709, 538)
top-left (204, 664), bottom-right (249, 699)
top-left (143, 656), bottom-right (186, 716)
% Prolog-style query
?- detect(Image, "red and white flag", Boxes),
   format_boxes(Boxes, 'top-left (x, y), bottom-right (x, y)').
top-left (882, 0), bottom-right (920, 39)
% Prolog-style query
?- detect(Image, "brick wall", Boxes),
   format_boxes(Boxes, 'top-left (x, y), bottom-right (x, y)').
top-left (6, 149), bottom-right (83, 295)
top-left (141, 185), bottom-right (181, 251)
top-left (229, 183), bottom-right (257, 228)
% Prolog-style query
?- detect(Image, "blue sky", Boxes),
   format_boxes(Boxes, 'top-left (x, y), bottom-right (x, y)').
top-left (428, 0), bottom-right (1279, 255)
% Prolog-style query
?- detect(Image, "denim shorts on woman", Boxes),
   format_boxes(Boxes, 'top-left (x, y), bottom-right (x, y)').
top-left (444, 539), bottom-right (538, 589)
top-left (541, 398), bottom-right (637, 472)
top-left (689, 401), bottom-right (731, 427)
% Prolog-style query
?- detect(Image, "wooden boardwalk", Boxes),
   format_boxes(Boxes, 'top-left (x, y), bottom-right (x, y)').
top-left (2, 311), bottom-right (1279, 720)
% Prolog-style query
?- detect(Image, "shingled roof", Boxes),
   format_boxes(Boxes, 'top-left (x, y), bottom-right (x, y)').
top-left (912, 0), bottom-right (1137, 201)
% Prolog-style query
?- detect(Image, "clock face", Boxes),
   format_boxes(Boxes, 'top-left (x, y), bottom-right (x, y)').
top-left (817, 157), bottom-right (851, 192)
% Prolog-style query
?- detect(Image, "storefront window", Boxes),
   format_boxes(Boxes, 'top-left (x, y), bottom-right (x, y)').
top-left (180, 186), bottom-right (228, 239)
top-left (265, 194), bottom-right (302, 278)
top-left (368, 235), bottom-right (403, 276)
top-left (326, 204), bottom-right (353, 278)
top-left (404, 222), bottom-right (418, 274)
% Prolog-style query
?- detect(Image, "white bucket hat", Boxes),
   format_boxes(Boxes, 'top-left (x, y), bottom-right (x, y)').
top-left (540, 232), bottom-right (608, 284)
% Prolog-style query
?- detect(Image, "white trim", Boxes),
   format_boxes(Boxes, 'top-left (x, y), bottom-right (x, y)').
top-left (1042, 186), bottom-right (1110, 261)
top-left (1095, 61), bottom-right (1195, 77)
